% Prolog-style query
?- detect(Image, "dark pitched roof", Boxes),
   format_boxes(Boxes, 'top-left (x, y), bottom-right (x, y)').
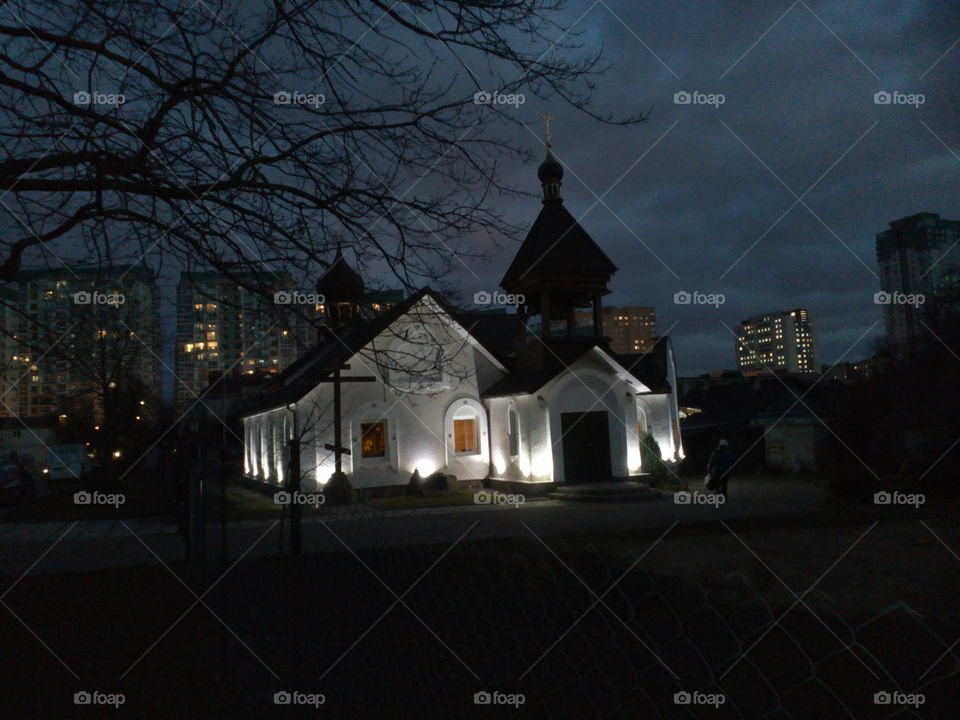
top-left (482, 339), bottom-right (675, 399)
top-left (453, 312), bottom-right (525, 363)
top-left (500, 201), bottom-right (617, 289)
top-left (316, 247), bottom-right (364, 302)
top-left (481, 367), bottom-right (561, 398)
top-left (613, 343), bottom-right (673, 394)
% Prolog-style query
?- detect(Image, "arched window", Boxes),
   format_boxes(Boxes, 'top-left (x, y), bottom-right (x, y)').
top-left (443, 398), bottom-right (489, 467)
top-left (453, 409), bottom-right (479, 455)
top-left (508, 409), bottom-right (520, 457)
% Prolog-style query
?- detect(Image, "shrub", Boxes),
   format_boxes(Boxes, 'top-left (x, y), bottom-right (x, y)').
top-left (640, 432), bottom-right (669, 485)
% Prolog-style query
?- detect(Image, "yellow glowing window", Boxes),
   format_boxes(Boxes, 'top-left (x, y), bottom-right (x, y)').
top-left (453, 418), bottom-right (478, 454)
top-left (360, 422), bottom-right (386, 458)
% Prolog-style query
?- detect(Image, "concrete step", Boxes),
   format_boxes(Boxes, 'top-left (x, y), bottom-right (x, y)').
top-left (550, 481), bottom-right (657, 503)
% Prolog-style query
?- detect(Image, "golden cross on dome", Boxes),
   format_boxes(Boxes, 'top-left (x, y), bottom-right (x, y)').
top-left (543, 112), bottom-right (553, 148)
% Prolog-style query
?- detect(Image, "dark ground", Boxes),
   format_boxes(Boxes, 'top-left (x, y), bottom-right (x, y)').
top-left (1, 496), bottom-right (959, 719)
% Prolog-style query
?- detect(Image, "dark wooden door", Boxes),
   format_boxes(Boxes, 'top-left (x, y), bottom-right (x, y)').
top-left (560, 411), bottom-right (611, 484)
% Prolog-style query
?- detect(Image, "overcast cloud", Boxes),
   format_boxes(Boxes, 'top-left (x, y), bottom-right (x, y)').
top-left (454, 0), bottom-right (960, 375)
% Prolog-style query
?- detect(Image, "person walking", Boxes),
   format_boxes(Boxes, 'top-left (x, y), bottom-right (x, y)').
top-left (707, 439), bottom-right (735, 498)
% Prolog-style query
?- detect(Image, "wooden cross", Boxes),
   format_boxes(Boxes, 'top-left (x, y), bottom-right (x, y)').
top-left (315, 363), bottom-right (376, 477)
top-left (543, 112), bottom-right (553, 147)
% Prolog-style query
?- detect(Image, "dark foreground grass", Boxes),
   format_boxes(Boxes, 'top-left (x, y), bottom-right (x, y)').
top-left (1, 502), bottom-right (958, 719)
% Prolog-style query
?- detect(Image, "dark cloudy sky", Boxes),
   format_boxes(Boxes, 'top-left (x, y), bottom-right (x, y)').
top-left (454, 0), bottom-right (960, 376)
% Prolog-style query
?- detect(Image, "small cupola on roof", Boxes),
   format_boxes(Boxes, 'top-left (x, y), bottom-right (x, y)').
top-left (500, 117), bottom-right (617, 355)
top-left (538, 134), bottom-right (564, 204)
top-left (316, 243), bottom-right (364, 328)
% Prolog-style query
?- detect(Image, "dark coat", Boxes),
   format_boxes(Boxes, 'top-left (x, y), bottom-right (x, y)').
top-left (708, 445), bottom-right (735, 480)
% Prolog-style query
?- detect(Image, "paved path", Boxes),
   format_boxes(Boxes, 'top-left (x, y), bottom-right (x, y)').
top-left (0, 479), bottom-right (825, 578)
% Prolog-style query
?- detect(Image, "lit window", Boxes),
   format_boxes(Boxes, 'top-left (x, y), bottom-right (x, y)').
top-left (453, 418), bottom-right (479, 455)
top-left (360, 422), bottom-right (386, 458)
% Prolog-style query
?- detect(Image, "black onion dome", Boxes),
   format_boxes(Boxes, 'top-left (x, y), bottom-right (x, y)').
top-left (537, 148), bottom-right (563, 183)
top-left (316, 247), bottom-right (364, 303)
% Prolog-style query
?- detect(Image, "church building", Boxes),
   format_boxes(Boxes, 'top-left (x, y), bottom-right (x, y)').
top-left (241, 140), bottom-right (683, 494)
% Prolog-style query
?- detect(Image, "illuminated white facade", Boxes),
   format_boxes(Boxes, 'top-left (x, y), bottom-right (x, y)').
top-left (241, 292), bottom-right (682, 490)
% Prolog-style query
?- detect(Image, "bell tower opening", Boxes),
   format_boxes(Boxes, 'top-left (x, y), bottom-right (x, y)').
top-left (316, 242), bottom-right (365, 330)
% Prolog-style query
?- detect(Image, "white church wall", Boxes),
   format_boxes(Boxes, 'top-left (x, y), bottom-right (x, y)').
top-left (665, 339), bottom-right (685, 461)
top-left (541, 354), bottom-right (636, 483)
top-left (636, 394), bottom-right (675, 464)
top-left (243, 409), bottom-right (288, 487)
top-left (487, 396), bottom-right (530, 481)
top-left (443, 397), bottom-right (489, 481)
top-left (245, 295), bottom-right (505, 490)
top-left (518, 394), bottom-right (552, 482)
